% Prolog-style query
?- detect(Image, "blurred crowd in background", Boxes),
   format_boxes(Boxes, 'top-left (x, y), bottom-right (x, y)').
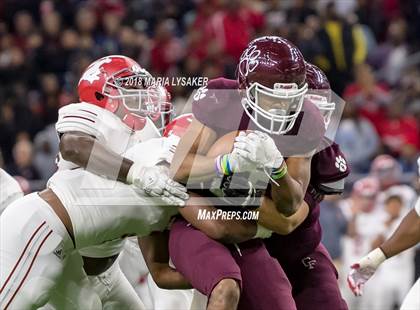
top-left (0, 0), bottom-right (419, 309)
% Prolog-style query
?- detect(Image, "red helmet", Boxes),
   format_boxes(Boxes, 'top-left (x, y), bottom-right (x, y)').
top-left (78, 55), bottom-right (173, 131)
top-left (163, 113), bottom-right (193, 138)
top-left (305, 62), bottom-right (335, 128)
top-left (237, 36), bottom-right (308, 135)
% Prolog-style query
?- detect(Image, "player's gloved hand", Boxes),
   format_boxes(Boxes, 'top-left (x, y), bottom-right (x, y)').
top-left (215, 148), bottom-right (257, 175)
top-left (347, 248), bottom-right (387, 296)
top-left (233, 131), bottom-right (284, 170)
top-left (127, 164), bottom-right (188, 206)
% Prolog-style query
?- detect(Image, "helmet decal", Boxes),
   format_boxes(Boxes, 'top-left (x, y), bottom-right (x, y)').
top-left (80, 57), bottom-right (112, 84)
top-left (238, 45), bottom-right (261, 77)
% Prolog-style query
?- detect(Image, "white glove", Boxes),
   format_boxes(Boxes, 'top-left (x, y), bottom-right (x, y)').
top-left (347, 248), bottom-right (386, 296)
top-left (225, 148), bottom-right (258, 174)
top-left (127, 164), bottom-right (188, 206)
top-left (233, 131), bottom-right (284, 170)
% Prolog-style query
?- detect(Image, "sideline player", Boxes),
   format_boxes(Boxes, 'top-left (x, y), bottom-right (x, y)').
top-left (169, 36), bottom-right (326, 310)
top-left (0, 55), bottom-right (188, 309)
top-left (348, 157), bottom-right (420, 310)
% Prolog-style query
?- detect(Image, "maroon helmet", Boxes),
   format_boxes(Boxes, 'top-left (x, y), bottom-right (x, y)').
top-left (305, 62), bottom-right (335, 128)
top-left (237, 36), bottom-right (308, 135)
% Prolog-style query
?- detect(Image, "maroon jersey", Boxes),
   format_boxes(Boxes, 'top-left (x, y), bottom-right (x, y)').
top-left (192, 78), bottom-right (326, 157)
top-left (264, 139), bottom-right (350, 262)
top-left (191, 77), bottom-right (326, 210)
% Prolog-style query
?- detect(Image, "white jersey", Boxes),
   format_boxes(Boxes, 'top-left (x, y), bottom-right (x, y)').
top-left (47, 136), bottom-right (179, 250)
top-left (0, 168), bottom-right (23, 215)
top-left (54, 102), bottom-right (164, 257)
top-left (55, 102), bottom-right (161, 171)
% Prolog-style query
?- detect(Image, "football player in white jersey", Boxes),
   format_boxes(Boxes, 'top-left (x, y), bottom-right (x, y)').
top-left (0, 168), bottom-right (23, 215)
top-left (0, 55), bottom-right (188, 310)
top-left (55, 55), bottom-right (185, 204)
top-left (44, 115), bottom-right (194, 310)
top-left (80, 116), bottom-right (194, 310)
top-left (348, 157), bottom-right (420, 310)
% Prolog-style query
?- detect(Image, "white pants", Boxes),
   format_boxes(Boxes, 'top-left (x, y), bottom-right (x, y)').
top-left (89, 259), bottom-right (145, 310)
top-left (42, 252), bottom-right (102, 310)
top-left (118, 238), bottom-right (154, 309)
top-left (147, 273), bottom-right (195, 309)
top-left (0, 193), bottom-right (74, 310)
top-left (46, 247), bottom-right (146, 309)
top-left (400, 277), bottom-right (420, 310)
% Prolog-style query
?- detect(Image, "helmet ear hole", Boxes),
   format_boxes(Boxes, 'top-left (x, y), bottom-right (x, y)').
top-left (95, 92), bottom-right (105, 101)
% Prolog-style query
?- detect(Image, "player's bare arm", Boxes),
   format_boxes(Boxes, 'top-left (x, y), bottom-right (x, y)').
top-left (268, 156), bottom-right (312, 216)
top-left (170, 118), bottom-right (219, 183)
top-left (138, 232), bottom-right (192, 290)
top-left (178, 193), bottom-right (257, 243)
top-left (348, 199), bottom-right (420, 296)
top-left (259, 197), bottom-right (309, 235)
top-left (59, 131), bottom-right (134, 182)
top-left (380, 208), bottom-right (420, 258)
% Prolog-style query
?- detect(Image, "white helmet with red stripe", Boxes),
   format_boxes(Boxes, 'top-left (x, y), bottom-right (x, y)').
top-left (78, 55), bottom-right (173, 131)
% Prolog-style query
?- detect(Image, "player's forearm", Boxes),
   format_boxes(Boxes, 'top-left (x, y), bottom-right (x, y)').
top-left (259, 198), bottom-right (309, 235)
top-left (170, 119), bottom-right (218, 183)
top-left (179, 203), bottom-right (257, 243)
top-left (269, 157), bottom-right (311, 217)
top-left (270, 173), bottom-right (305, 217)
top-left (60, 133), bottom-right (133, 182)
top-left (138, 232), bottom-right (192, 289)
top-left (380, 209), bottom-right (420, 258)
top-left (149, 263), bottom-right (192, 290)
top-left (171, 153), bottom-right (218, 183)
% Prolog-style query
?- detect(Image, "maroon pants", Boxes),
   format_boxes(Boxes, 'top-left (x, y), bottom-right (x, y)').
top-left (169, 218), bottom-right (296, 310)
top-left (277, 243), bottom-right (348, 310)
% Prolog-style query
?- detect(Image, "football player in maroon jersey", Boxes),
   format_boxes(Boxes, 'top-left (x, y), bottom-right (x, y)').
top-left (262, 63), bottom-right (349, 310)
top-left (167, 36), bottom-right (326, 310)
